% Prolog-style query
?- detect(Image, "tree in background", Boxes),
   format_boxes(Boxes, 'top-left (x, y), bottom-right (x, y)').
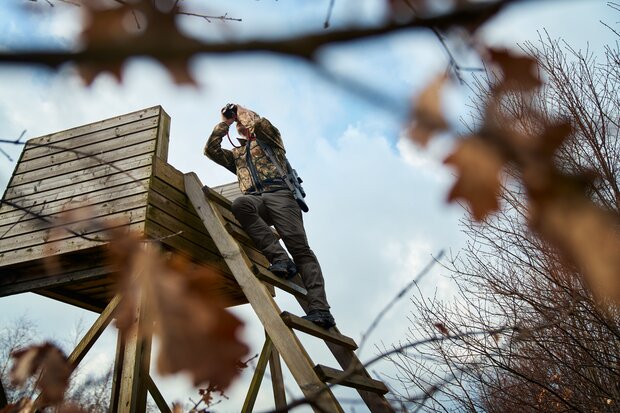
top-left (0, 317), bottom-right (119, 413)
top-left (386, 25), bottom-right (620, 413)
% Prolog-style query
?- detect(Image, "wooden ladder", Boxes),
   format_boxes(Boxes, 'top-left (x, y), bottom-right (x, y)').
top-left (184, 173), bottom-right (395, 413)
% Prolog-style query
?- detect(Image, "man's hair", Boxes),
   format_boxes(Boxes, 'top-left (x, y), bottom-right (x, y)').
top-left (235, 105), bottom-right (260, 131)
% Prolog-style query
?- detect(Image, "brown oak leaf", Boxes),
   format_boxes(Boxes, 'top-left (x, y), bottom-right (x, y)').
top-left (444, 136), bottom-right (504, 221)
top-left (433, 323), bottom-right (449, 336)
top-left (79, 0), bottom-right (199, 85)
top-left (408, 74), bottom-right (449, 147)
top-left (532, 197), bottom-right (620, 304)
top-left (10, 343), bottom-right (73, 405)
top-left (112, 243), bottom-right (249, 390)
top-left (489, 48), bottom-right (541, 92)
top-left (57, 404), bottom-right (90, 413)
top-left (538, 120), bottom-right (573, 158)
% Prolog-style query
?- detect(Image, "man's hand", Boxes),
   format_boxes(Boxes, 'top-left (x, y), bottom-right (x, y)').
top-left (221, 114), bottom-right (235, 126)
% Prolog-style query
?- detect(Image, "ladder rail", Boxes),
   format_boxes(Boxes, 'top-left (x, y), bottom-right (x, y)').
top-left (184, 173), bottom-right (344, 413)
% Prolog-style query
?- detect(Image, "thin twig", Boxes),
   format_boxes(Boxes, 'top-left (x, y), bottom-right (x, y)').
top-left (0, 0), bottom-right (518, 66)
top-left (0, 147), bottom-right (13, 162)
top-left (323, 0), bottom-right (336, 29)
top-left (177, 11), bottom-right (242, 23)
top-left (359, 250), bottom-right (445, 353)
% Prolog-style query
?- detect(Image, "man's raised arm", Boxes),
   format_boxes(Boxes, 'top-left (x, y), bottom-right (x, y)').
top-left (204, 121), bottom-right (236, 174)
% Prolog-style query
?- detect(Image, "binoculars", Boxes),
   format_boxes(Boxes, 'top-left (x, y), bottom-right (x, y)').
top-left (221, 103), bottom-right (237, 119)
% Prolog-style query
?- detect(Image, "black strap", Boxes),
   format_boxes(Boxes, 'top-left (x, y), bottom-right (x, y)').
top-left (245, 141), bottom-right (264, 192)
top-left (255, 140), bottom-right (287, 179)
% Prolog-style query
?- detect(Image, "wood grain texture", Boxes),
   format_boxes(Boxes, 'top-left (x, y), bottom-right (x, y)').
top-left (185, 172), bottom-right (343, 413)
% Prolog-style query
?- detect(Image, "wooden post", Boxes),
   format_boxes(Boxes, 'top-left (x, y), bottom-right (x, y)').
top-left (146, 376), bottom-right (172, 413)
top-left (269, 345), bottom-right (288, 411)
top-left (68, 294), bottom-right (121, 367)
top-left (241, 336), bottom-right (273, 413)
top-left (114, 256), bottom-right (153, 413)
top-left (109, 332), bottom-right (125, 413)
top-left (184, 173), bottom-right (343, 413)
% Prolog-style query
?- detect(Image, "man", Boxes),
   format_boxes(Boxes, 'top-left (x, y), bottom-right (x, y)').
top-left (204, 104), bottom-right (335, 329)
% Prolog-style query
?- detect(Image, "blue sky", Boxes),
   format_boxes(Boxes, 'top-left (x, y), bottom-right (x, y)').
top-left (0, 0), bottom-right (615, 411)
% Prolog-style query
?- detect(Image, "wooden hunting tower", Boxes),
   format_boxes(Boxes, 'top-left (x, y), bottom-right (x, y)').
top-left (0, 107), bottom-right (394, 413)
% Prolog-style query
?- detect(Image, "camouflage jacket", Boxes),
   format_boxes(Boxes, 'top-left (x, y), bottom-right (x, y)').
top-left (204, 117), bottom-right (289, 194)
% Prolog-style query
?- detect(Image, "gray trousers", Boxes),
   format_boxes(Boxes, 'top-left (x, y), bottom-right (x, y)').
top-left (231, 190), bottom-right (330, 312)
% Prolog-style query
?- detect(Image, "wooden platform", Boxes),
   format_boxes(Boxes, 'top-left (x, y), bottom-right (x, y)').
top-left (0, 106), bottom-right (269, 312)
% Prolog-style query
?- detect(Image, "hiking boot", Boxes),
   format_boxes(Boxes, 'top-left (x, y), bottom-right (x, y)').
top-left (268, 260), bottom-right (297, 280)
top-left (302, 310), bottom-right (336, 329)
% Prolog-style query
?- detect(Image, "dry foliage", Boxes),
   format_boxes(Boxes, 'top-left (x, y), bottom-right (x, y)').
top-left (2, 233), bottom-right (249, 412)
top-left (389, 31), bottom-right (620, 412)
top-left (9, 343), bottom-right (73, 405)
top-left (108, 234), bottom-right (250, 390)
top-left (411, 42), bottom-right (620, 304)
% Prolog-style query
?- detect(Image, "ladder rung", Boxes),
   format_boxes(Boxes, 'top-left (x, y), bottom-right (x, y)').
top-left (280, 311), bottom-right (358, 350)
top-left (225, 222), bottom-right (253, 243)
top-left (253, 266), bottom-right (307, 298)
top-left (225, 222), bottom-right (280, 244)
top-left (314, 365), bottom-right (389, 395)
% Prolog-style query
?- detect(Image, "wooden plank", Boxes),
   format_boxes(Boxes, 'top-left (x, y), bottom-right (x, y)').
top-left (4, 153), bottom-right (154, 201)
top-left (0, 169), bottom-right (151, 213)
top-left (144, 222), bottom-right (249, 307)
top-left (253, 265), bottom-right (307, 298)
top-left (152, 157), bottom-right (184, 192)
top-left (314, 365), bottom-right (389, 395)
top-left (155, 108), bottom-right (170, 162)
top-left (110, 331), bottom-right (125, 413)
top-left (0, 266), bottom-right (110, 297)
top-left (0, 219), bottom-right (146, 268)
top-left (147, 192), bottom-right (212, 239)
top-left (147, 376), bottom-right (172, 413)
top-left (149, 176), bottom-right (187, 211)
top-left (292, 300), bottom-right (395, 413)
top-left (14, 131), bottom-right (157, 183)
top-left (117, 259), bottom-right (152, 413)
top-left (143, 217), bottom-right (232, 275)
top-left (203, 185), bottom-right (233, 209)
top-left (241, 336), bottom-right (273, 413)
top-left (0, 192), bottom-right (149, 240)
top-left (149, 175), bottom-right (273, 275)
top-left (184, 172), bottom-right (343, 413)
top-left (21, 115), bottom-right (159, 162)
top-left (148, 195), bottom-right (272, 273)
top-left (268, 343), bottom-right (287, 412)
top-left (0, 207), bottom-right (147, 258)
top-left (0, 244), bottom-right (107, 278)
top-left (23, 106), bottom-right (161, 149)
top-left (86, 291), bottom-right (115, 304)
top-left (0, 178), bottom-right (150, 224)
top-left (68, 294), bottom-right (120, 368)
top-left (66, 279), bottom-right (113, 293)
top-left (36, 289), bottom-right (106, 313)
top-left (280, 312), bottom-right (357, 351)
